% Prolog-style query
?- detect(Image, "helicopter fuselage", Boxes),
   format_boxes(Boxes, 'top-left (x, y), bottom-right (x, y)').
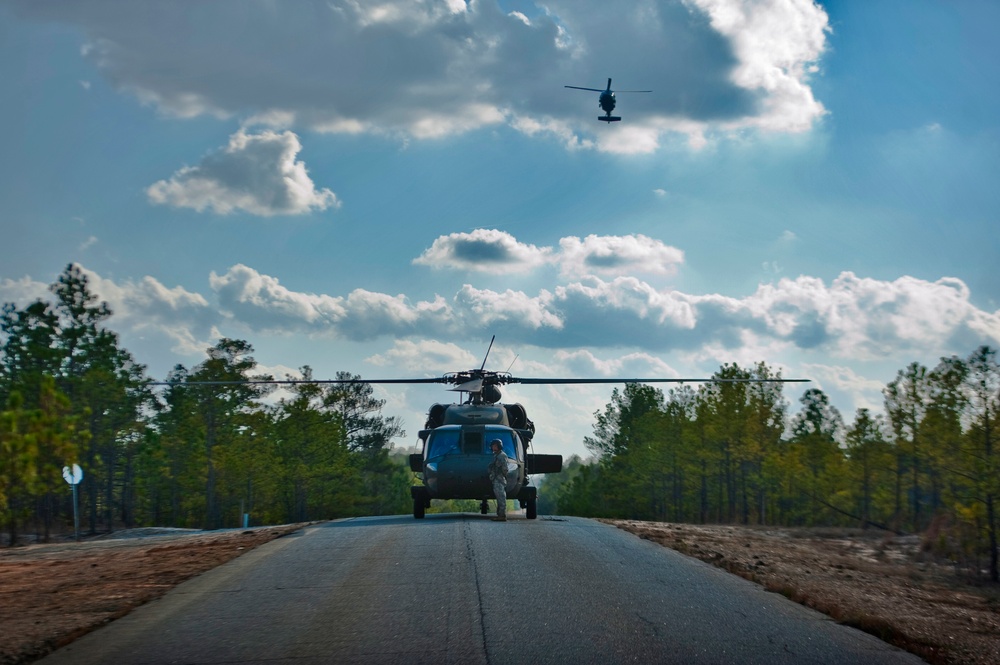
top-left (408, 402), bottom-right (561, 519)
top-left (599, 90), bottom-right (616, 115)
top-left (420, 424), bottom-right (524, 499)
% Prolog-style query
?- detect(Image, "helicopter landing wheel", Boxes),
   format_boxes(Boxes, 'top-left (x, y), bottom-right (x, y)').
top-left (526, 494), bottom-right (537, 520)
top-left (412, 488), bottom-right (427, 519)
top-left (480, 500), bottom-right (489, 515)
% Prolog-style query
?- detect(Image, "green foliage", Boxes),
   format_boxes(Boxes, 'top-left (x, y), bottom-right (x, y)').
top-left (0, 267), bottom-right (410, 542)
top-left (558, 352), bottom-right (1000, 581)
top-left (783, 388), bottom-right (845, 525)
top-left (537, 454), bottom-right (586, 514)
top-left (0, 392), bottom-right (38, 533)
top-left (843, 408), bottom-right (894, 529)
top-left (584, 383), bottom-right (664, 460)
top-left (429, 499), bottom-right (482, 514)
top-left (1, 300), bottom-right (62, 407)
top-left (0, 377), bottom-right (85, 543)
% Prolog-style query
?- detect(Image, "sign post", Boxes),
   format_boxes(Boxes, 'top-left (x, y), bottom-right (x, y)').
top-left (62, 463), bottom-right (83, 541)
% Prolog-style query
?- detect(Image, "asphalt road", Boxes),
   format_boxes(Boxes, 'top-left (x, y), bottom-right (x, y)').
top-left (40, 514), bottom-right (924, 664)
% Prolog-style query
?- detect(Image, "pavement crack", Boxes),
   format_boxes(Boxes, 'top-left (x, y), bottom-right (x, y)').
top-left (635, 612), bottom-right (663, 638)
top-left (464, 520), bottom-right (493, 665)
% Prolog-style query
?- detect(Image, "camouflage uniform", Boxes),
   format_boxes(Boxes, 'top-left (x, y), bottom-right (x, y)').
top-left (488, 443), bottom-right (509, 520)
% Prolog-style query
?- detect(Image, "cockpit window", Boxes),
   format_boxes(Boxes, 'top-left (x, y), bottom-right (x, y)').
top-left (426, 428), bottom-right (461, 459)
top-left (485, 430), bottom-right (517, 458)
top-left (425, 427), bottom-right (519, 458)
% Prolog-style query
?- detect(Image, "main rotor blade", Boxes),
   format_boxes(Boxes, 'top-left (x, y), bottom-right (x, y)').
top-left (149, 376), bottom-right (809, 387)
top-left (615, 90), bottom-right (652, 93)
top-left (565, 85), bottom-right (605, 92)
top-left (510, 377), bottom-right (810, 385)
top-left (148, 377), bottom-right (449, 386)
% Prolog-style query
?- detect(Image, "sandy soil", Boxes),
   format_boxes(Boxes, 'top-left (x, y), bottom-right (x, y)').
top-left (1, 520), bottom-right (998, 664)
top-left (0, 524), bottom-right (308, 665)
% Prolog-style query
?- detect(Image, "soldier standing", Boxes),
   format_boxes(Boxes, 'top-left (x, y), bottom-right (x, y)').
top-left (488, 439), bottom-right (509, 521)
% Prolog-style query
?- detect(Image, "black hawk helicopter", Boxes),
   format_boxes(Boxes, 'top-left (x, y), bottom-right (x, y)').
top-left (565, 77), bottom-right (651, 122)
top-left (153, 337), bottom-right (808, 520)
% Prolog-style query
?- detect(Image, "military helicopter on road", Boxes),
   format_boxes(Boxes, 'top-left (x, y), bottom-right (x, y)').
top-left (565, 77), bottom-right (651, 122)
top-left (154, 337), bottom-right (808, 520)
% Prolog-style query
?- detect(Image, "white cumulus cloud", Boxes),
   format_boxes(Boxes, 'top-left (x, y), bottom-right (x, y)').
top-left (683, 0), bottom-right (830, 132)
top-left (413, 229), bottom-right (553, 273)
top-left (0, 276), bottom-right (51, 306)
top-left (558, 234), bottom-right (685, 277)
top-left (74, 267), bottom-right (217, 355)
top-left (414, 231), bottom-right (685, 278)
top-left (746, 272), bottom-right (1000, 359)
top-left (147, 130), bottom-right (339, 216)
top-left (552, 348), bottom-right (681, 378)
top-left (367, 339), bottom-right (479, 372)
top-left (31, 264), bottom-right (997, 390)
top-left (10, 0), bottom-right (830, 152)
top-left (210, 264), bottom-right (347, 329)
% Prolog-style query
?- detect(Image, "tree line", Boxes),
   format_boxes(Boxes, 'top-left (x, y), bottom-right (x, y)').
top-left (1, 265), bottom-right (411, 544)
top-left (541, 354), bottom-right (1000, 582)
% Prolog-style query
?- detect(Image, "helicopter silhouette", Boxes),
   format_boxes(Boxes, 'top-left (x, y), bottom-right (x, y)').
top-left (565, 77), bottom-right (651, 122)
top-left (153, 337), bottom-right (808, 520)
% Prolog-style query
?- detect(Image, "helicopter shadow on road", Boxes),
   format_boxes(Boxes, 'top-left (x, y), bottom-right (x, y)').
top-left (320, 513), bottom-right (537, 529)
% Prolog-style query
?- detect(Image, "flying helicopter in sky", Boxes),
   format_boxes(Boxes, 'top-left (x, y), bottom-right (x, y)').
top-left (153, 337), bottom-right (809, 520)
top-left (565, 77), bottom-right (651, 122)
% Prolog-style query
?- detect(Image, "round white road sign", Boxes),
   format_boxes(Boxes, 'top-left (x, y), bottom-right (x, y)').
top-left (62, 463), bottom-right (83, 485)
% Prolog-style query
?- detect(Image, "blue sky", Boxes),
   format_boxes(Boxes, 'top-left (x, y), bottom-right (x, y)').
top-left (2, 0), bottom-right (998, 460)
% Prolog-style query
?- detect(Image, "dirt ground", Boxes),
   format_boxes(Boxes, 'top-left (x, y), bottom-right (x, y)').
top-left (0, 524), bottom-right (308, 665)
top-left (1, 520), bottom-right (998, 665)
